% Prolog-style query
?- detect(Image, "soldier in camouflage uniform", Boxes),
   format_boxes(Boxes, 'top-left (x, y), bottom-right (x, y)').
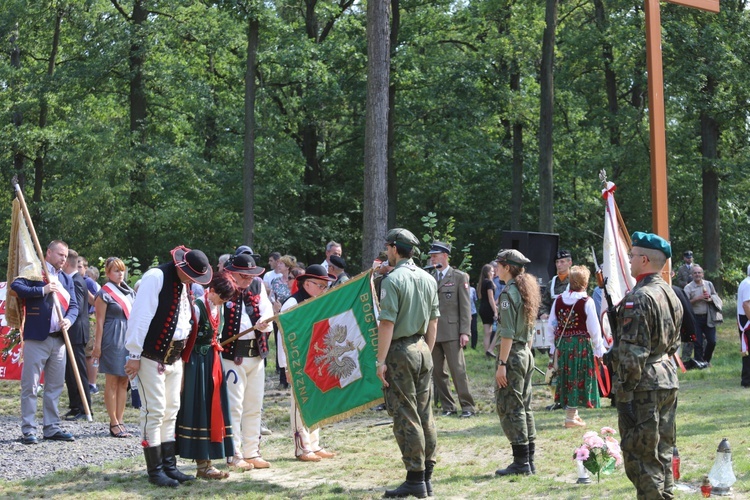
top-left (613, 232), bottom-right (682, 500)
top-left (493, 249), bottom-right (541, 477)
top-left (377, 228), bottom-right (440, 499)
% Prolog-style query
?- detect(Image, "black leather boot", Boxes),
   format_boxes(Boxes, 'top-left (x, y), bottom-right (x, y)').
top-left (528, 441), bottom-right (536, 474)
top-left (424, 461), bottom-right (435, 496)
top-left (143, 446), bottom-right (179, 487)
top-left (161, 441), bottom-right (194, 483)
top-left (384, 470), bottom-right (428, 498)
top-left (495, 444), bottom-right (531, 476)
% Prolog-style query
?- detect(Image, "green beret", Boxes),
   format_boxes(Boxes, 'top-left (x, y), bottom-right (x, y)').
top-left (631, 231), bottom-right (672, 258)
top-left (496, 249), bottom-right (531, 267)
top-left (385, 228), bottom-right (419, 249)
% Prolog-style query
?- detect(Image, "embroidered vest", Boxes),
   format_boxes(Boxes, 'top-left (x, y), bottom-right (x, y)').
top-left (141, 262), bottom-right (197, 363)
top-left (553, 296), bottom-right (589, 338)
top-left (221, 278), bottom-right (268, 359)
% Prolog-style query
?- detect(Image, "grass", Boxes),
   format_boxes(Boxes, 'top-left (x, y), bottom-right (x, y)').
top-left (1, 322), bottom-right (749, 498)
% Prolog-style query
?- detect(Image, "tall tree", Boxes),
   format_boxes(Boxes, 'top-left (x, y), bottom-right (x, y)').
top-left (244, 7), bottom-right (260, 246)
top-left (538, 0), bottom-right (557, 233)
top-left (363, 0), bottom-right (390, 266)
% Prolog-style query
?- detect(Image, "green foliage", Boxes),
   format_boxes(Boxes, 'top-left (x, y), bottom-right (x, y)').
top-left (420, 212), bottom-right (473, 273)
top-left (0, 0), bottom-right (748, 292)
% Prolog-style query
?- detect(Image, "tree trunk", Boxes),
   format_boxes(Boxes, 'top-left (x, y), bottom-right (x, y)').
top-left (362, 0), bottom-right (390, 267)
top-left (386, 0), bottom-right (400, 229)
top-left (510, 68), bottom-right (523, 230)
top-left (244, 16), bottom-right (259, 247)
top-left (700, 77), bottom-right (721, 292)
top-left (33, 7), bottom-right (64, 204)
top-left (594, 0), bottom-right (620, 149)
top-left (538, 0), bottom-right (558, 233)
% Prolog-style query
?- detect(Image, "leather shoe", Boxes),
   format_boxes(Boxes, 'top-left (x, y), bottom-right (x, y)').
top-left (314, 449), bottom-right (335, 459)
top-left (244, 457), bottom-right (271, 469)
top-left (459, 411), bottom-right (475, 418)
top-left (22, 433), bottom-right (38, 445)
top-left (297, 452), bottom-right (322, 462)
top-left (65, 411), bottom-right (87, 421)
top-left (44, 431), bottom-right (75, 442)
top-left (441, 410), bottom-right (456, 417)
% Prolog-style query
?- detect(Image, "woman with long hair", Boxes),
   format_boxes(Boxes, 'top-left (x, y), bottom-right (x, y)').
top-left (176, 271), bottom-right (238, 479)
top-left (493, 249), bottom-right (541, 477)
top-left (546, 265), bottom-right (604, 428)
top-left (92, 257), bottom-right (135, 438)
top-left (477, 263), bottom-right (498, 357)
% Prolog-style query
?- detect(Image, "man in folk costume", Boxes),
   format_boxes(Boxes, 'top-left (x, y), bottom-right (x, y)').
top-left (278, 265), bottom-right (337, 462)
top-left (124, 246), bottom-right (212, 487)
top-left (539, 249), bottom-right (573, 320)
top-left (220, 252), bottom-right (274, 471)
top-left (12, 240), bottom-right (79, 445)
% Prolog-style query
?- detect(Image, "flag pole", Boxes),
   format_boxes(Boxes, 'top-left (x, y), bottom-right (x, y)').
top-left (10, 177), bottom-right (92, 421)
top-left (219, 316), bottom-right (279, 348)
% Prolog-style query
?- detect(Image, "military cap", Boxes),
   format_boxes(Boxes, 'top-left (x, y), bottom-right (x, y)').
top-left (385, 228), bottom-right (419, 249)
top-left (683, 250), bottom-right (693, 257)
top-left (631, 231), bottom-right (672, 259)
top-left (556, 249), bottom-right (571, 260)
top-left (496, 249), bottom-right (531, 267)
top-left (329, 254), bottom-right (346, 270)
top-left (428, 241), bottom-right (451, 255)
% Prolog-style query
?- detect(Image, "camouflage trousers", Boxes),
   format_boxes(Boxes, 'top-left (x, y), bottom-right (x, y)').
top-left (384, 335), bottom-right (437, 472)
top-left (619, 389), bottom-right (677, 500)
top-left (495, 343), bottom-right (536, 445)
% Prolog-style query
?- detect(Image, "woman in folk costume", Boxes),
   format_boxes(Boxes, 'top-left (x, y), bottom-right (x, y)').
top-left (92, 257), bottom-right (135, 438)
top-left (545, 265), bottom-right (605, 428)
top-left (176, 271), bottom-right (238, 479)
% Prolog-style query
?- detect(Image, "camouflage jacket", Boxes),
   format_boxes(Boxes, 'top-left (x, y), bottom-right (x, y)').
top-left (613, 273), bottom-right (683, 402)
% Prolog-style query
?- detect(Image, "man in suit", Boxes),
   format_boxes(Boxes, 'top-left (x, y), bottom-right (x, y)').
top-left (11, 240), bottom-right (79, 444)
top-left (62, 250), bottom-right (91, 420)
top-left (429, 241), bottom-right (476, 418)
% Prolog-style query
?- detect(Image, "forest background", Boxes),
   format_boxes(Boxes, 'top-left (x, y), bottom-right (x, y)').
top-left (1, 0), bottom-right (749, 293)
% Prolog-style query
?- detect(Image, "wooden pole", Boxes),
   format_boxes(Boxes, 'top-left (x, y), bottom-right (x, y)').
top-left (11, 179), bottom-right (92, 421)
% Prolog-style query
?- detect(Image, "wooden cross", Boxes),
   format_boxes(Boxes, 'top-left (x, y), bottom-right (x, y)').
top-left (645, 0), bottom-right (719, 244)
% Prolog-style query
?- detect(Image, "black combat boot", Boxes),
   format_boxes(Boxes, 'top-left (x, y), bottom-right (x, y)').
top-left (495, 444), bottom-right (531, 477)
top-left (384, 470), bottom-right (428, 498)
top-left (143, 445), bottom-right (179, 487)
top-left (161, 441), bottom-right (194, 483)
top-left (528, 441), bottom-right (536, 474)
top-left (424, 460), bottom-right (435, 496)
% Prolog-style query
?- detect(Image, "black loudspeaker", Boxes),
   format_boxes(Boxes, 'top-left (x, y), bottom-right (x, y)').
top-left (500, 231), bottom-right (559, 284)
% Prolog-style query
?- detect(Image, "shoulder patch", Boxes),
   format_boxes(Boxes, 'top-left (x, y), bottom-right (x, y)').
top-left (501, 300), bottom-right (510, 310)
top-left (380, 288), bottom-right (387, 301)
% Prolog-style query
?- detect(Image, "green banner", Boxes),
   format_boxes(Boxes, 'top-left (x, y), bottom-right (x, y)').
top-left (277, 270), bottom-right (382, 428)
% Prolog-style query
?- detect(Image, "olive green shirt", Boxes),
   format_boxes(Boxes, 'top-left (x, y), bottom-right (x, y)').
top-left (379, 258), bottom-right (440, 340)
top-left (497, 279), bottom-right (533, 342)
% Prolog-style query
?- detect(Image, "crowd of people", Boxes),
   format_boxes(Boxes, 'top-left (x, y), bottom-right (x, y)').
top-left (11, 231), bottom-right (744, 499)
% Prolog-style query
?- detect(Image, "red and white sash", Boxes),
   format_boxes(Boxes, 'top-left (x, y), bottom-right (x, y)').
top-left (47, 275), bottom-right (71, 313)
top-left (102, 282), bottom-right (133, 319)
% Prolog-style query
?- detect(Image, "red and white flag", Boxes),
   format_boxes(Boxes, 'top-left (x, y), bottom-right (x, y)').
top-left (601, 181), bottom-right (635, 340)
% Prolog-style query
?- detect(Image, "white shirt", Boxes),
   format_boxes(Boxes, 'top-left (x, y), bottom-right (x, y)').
top-left (321, 259), bottom-right (330, 272)
top-left (277, 296), bottom-right (299, 369)
top-left (263, 270), bottom-right (282, 287)
top-left (125, 267), bottom-right (192, 356)
top-left (545, 290), bottom-right (605, 357)
top-left (237, 278), bottom-right (274, 340)
top-left (737, 276), bottom-right (750, 321)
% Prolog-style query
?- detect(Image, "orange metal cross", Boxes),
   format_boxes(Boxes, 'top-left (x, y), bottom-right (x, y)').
top-left (645, 0), bottom-right (718, 281)
top-left (645, 0), bottom-right (719, 243)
